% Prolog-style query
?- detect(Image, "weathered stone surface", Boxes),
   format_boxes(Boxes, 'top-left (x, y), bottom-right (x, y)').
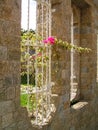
top-left (70, 127), bottom-right (75, 130)
top-left (17, 120), bottom-right (32, 130)
top-left (0, 101), bottom-right (15, 116)
top-left (0, 46), bottom-right (7, 60)
top-left (8, 50), bottom-right (20, 61)
top-left (0, 116), bottom-right (2, 128)
top-left (6, 87), bottom-right (15, 100)
top-left (0, 0), bottom-right (98, 130)
top-left (3, 75), bottom-right (13, 87)
top-left (2, 113), bottom-right (13, 128)
top-left (4, 123), bottom-right (18, 130)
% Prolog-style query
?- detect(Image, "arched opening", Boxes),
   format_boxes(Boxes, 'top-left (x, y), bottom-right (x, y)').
top-left (20, 0), bottom-right (55, 126)
top-left (70, 3), bottom-right (80, 104)
top-left (71, 0), bottom-right (93, 101)
top-left (0, 0), bottom-right (97, 129)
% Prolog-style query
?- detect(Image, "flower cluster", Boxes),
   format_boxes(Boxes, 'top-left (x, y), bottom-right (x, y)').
top-left (30, 35), bottom-right (91, 62)
top-left (43, 36), bottom-right (55, 45)
top-left (31, 52), bottom-right (42, 60)
top-left (43, 36), bottom-right (91, 53)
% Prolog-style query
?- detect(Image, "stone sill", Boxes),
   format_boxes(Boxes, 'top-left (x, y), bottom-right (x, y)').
top-left (70, 101), bottom-right (88, 112)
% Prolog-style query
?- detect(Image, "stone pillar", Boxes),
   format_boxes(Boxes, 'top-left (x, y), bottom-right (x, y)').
top-left (50, 0), bottom-right (72, 130)
top-left (0, 1), bottom-right (32, 129)
top-left (0, 0), bottom-right (21, 129)
top-left (0, 0), bottom-right (21, 102)
top-left (70, 4), bottom-right (81, 102)
top-left (80, 4), bottom-right (96, 100)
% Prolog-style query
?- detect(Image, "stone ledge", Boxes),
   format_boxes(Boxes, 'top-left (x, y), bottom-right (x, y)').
top-left (71, 101), bottom-right (88, 110)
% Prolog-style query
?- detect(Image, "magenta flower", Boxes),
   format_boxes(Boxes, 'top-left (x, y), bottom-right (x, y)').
top-left (37, 53), bottom-right (42, 57)
top-left (47, 36), bottom-right (55, 45)
top-left (43, 36), bottom-right (55, 45)
top-left (31, 53), bottom-right (42, 60)
top-left (43, 39), bottom-right (48, 44)
top-left (31, 55), bottom-right (36, 59)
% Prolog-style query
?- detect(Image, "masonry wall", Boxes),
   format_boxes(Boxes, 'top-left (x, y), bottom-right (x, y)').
top-left (70, 4), bottom-right (81, 102)
top-left (0, 1), bottom-right (32, 130)
top-left (0, 0), bottom-right (98, 130)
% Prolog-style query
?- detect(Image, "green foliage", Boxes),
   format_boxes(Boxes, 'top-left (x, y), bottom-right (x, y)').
top-left (21, 93), bottom-right (36, 111)
top-left (21, 30), bottom-right (91, 77)
top-left (21, 93), bottom-right (28, 107)
top-left (55, 38), bottom-right (91, 53)
top-left (20, 29), bottom-right (91, 115)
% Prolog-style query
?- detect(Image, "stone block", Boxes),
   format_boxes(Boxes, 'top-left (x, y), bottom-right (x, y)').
top-left (15, 86), bottom-right (20, 98)
top-left (2, 113), bottom-right (13, 128)
top-left (7, 36), bottom-right (20, 50)
top-left (0, 116), bottom-right (2, 127)
top-left (0, 90), bottom-right (6, 101)
top-left (95, 124), bottom-right (98, 130)
top-left (81, 67), bottom-right (89, 73)
top-left (71, 101), bottom-right (88, 112)
top-left (7, 87), bottom-right (15, 100)
top-left (64, 101), bottom-right (70, 109)
top-left (8, 50), bottom-right (20, 61)
top-left (4, 123), bottom-right (18, 130)
top-left (0, 101), bottom-right (15, 116)
top-left (13, 74), bottom-right (20, 86)
top-left (0, 46), bottom-right (7, 60)
top-left (13, 111), bottom-right (20, 122)
top-left (0, 20), bottom-right (20, 36)
top-left (3, 75), bottom-right (13, 87)
top-left (14, 97), bottom-right (20, 109)
top-left (0, 5), bottom-right (12, 20)
top-left (62, 69), bottom-right (66, 79)
top-left (70, 127), bottom-right (75, 130)
top-left (18, 107), bottom-right (30, 120)
top-left (17, 120), bottom-right (31, 130)
top-left (0, 61), bottom-right (8, 75)
top-left (0, 78), bottom-right (3, 90)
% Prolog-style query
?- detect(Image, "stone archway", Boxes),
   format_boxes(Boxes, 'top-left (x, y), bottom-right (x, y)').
top-left (0, 0), bottom-right (98, 130)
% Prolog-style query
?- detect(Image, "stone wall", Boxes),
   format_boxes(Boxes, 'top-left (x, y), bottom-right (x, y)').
top-left (0, 0), bottom-right (32, 130)
top-left (70, 4), bottom-right (81, 102)
top-left (0, 0), bottom-right (98, 130)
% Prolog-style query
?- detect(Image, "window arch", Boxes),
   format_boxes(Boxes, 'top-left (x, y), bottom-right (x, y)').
top-left (70, 4), bottom-right (80, 103)
top-left (21, 0), bottom-right (55, 126)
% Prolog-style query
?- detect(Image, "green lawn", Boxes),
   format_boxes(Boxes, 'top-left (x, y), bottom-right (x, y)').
top-left (20, 94), bottom-right (28, 107)
top-left (21, 84), bottom-right (36, 112)
top-left (21, 93), bottom-right (36, 112)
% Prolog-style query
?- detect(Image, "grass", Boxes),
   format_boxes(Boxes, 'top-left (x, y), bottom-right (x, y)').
top-left (21, 93), bottom-right (36, 111)
top-left (21, 84), bottom-right (36, 111)
top-left (20, 94), bottom-right (28, 107)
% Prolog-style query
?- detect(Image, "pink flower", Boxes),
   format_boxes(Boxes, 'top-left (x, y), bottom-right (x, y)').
top-left (43, 39), bottom-right (48, 44)
top-left (31, 53), bottom-right (42, 60)
top-left (48, 37), bottom-right (55, 45)
top-left (31, 55), bottom-right (36, 59)
top-left (37, 53), bottom-right (42, 57)
top-left (43, 36), bottom-right (55, 45)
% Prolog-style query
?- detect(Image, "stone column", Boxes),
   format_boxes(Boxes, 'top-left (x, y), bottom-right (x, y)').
top-left (0, 0), bottom-right (21, 129)
top-left (80, 4), bottom-right (96, 100)
top-left (70, 4), bottom-right (81, 102)
top-left (49, 0), bottom-right (72, 130)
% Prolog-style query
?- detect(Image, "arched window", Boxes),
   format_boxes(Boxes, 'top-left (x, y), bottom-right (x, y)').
top-left (70, 4), bottom-right (80, 104)
top-left (21, 0), bottom-right (55, 126)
